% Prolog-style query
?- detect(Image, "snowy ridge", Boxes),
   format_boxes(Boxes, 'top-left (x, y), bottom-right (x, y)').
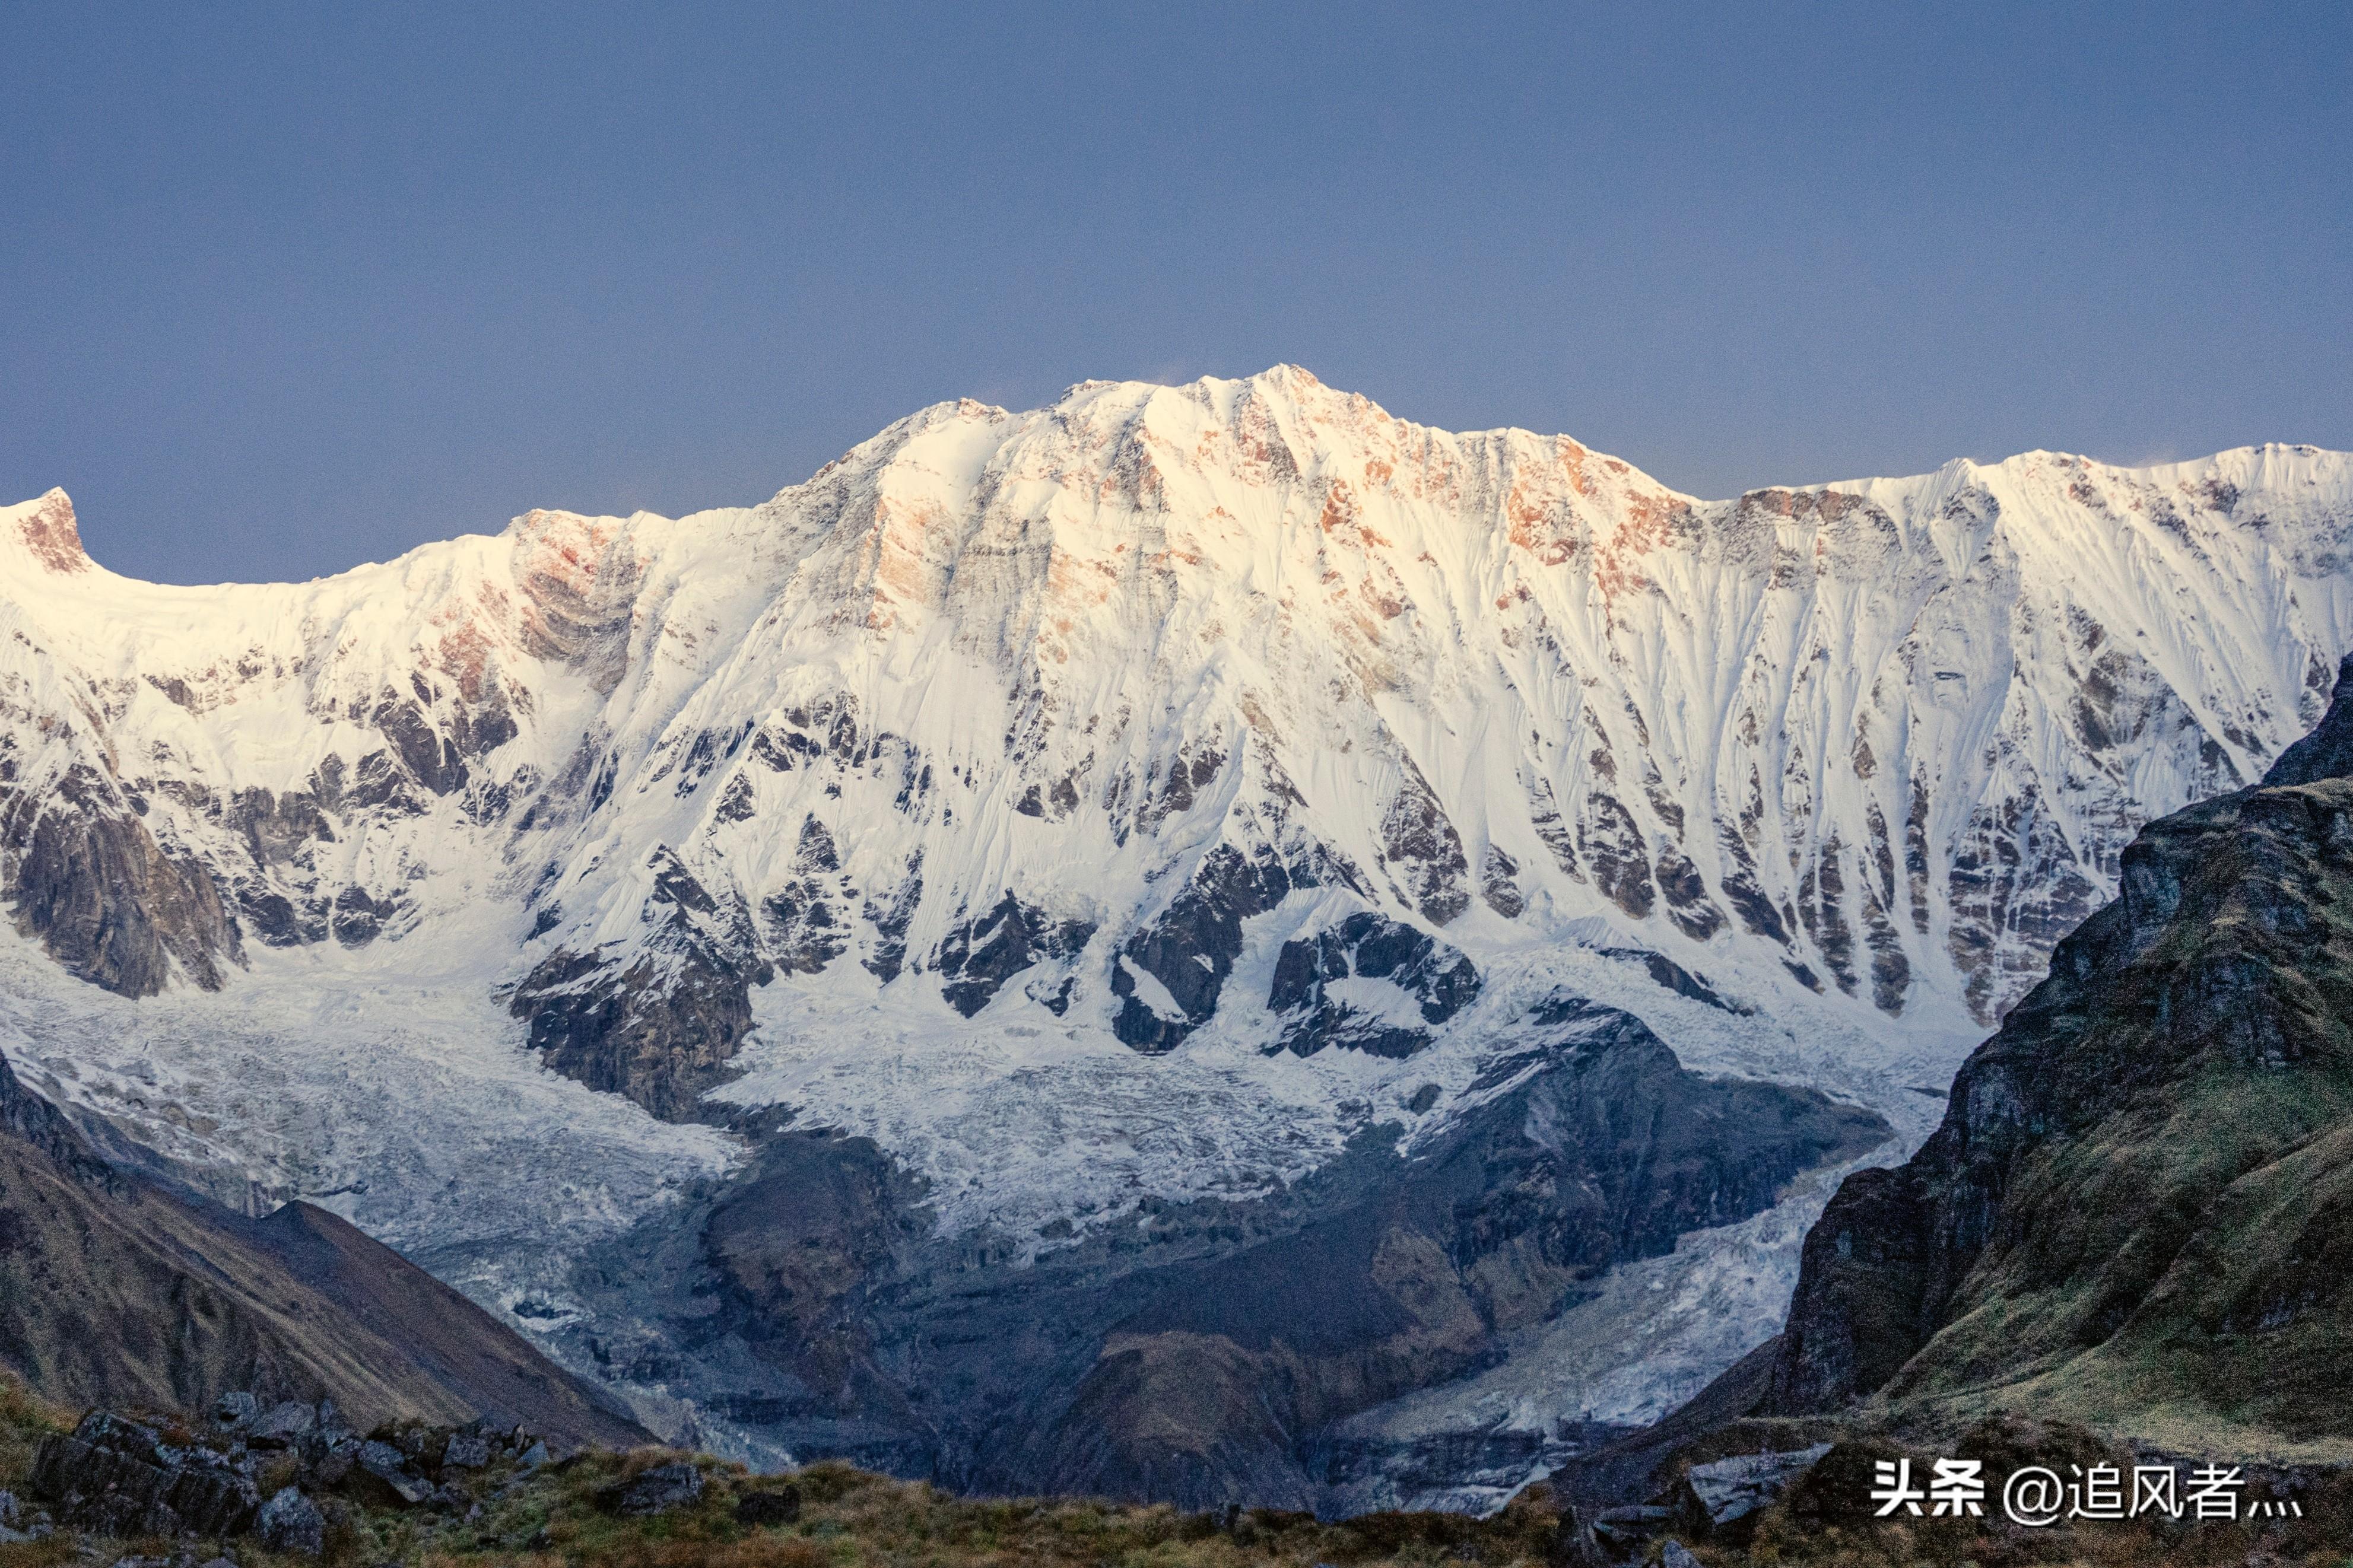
top-left (1, 370), bottom-right (2349, 1469)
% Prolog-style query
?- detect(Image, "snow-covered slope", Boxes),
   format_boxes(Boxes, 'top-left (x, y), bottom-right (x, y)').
top-left (2, 367), bottom-right (2349, 1502)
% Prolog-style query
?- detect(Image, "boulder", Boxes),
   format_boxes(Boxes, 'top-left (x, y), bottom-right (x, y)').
top-left (246, 1402), bottom-right (317, 1448)
top-left (256, 1486), bottom-right (326, 1557)
top-left (1672, 1443), bottom-right (1831, 1542)
top-left (31, 1411), bottom-right (261, 1538)
top-left (607, 1462), bottom-right (703, 1517)
top-left (352, 1440), bottom-right (433, 1507)
top-left (1660, 1542), bottom-right (1701, 1568)
top-left (441, 1435), bottom-right (491, 1470)
top-left (209, 1393), bottom-right (259, 1433)
top-left (516, 1439), bottom-right (550, 1470)
top-left (303, 1436), bottom-right (360, 1489)
top-left (1589, 1503), bottom-right (1671, 1553)
top-left (735, 1484), bottom-right (802, 1526)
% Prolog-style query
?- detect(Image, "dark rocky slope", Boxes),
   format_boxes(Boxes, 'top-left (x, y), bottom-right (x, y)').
top-left (554, 997), bottom-right (1885, 1510)
top-left (1756, 650), bottom-right (2353, 1456)
top-left (0, 1051), bottom-right (646, 1449)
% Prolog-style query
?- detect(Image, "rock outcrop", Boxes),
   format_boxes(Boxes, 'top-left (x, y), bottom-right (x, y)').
top-left (31, 1401), bottom-right (571, 1557)
top-left (1765, 651), bottom-right (2353, 1452)
top-left (31, 1411), bottom-right (261, 1538)
top-left (1265, 911), bottom-right (1481, 1058)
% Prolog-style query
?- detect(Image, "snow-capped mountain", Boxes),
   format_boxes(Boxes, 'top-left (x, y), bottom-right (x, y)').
top-left (2, 367), bottom-right (2348, 1507)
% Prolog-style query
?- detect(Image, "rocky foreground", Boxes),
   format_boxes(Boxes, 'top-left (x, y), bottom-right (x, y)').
top-left (5, 1373), bottom-right (2351, 1568)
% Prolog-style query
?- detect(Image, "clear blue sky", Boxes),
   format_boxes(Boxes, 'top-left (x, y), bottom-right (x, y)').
top-left (4, 2), bottom-right (2348, 584)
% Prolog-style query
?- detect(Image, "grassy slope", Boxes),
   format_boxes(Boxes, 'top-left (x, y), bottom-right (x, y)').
top-left (1879, 780), bottom-right (2353, 1462)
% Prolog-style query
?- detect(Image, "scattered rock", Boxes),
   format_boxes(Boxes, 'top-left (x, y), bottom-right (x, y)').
top-left (734, 1483), bottom-right (802, 1526)
top-left (1672, 1443), bottom-right (1833, 1542)
top-left (256, 1487), bottom-right (325, 1557)
top-left (608, 1461), bottom-right (703, 1516)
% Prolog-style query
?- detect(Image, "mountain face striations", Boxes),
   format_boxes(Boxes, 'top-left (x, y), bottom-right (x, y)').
top-left (1, 369), bottom-right (2350, 1506)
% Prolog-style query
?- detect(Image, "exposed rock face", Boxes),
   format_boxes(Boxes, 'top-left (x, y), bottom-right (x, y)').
top-left (256, 1484), bottom-right (326, 1556)
top-left (509, 942), bottom-right (764, 1121)
top-left (735, 1484), bottom-right (801, 1526)
top-left (933, 893), bottom-right (1097, 1018)
top-left (3, 765), bottom-right (243, 995)
top-left (1767, 653), bottom-right (2353, 1449)
top-left (605, 1461), bottom-right (704, 1517)
top-left (1669, 1444), bottom-right (1830, 1543)
top-left (698, 1128), bottom-right (929, 1429)
top-left (31, 1411), bottom-right (261, 1538)
top-left (1266, 911), bottom-right (1481, 1058)
top-left (1112, 843), bottom-right (1305, 1052)
top-left (509, 846), bottom-right (773, 1118)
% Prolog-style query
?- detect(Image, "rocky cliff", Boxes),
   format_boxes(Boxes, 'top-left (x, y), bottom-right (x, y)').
top-left (1764, 651), bottom-right (2353, 1459)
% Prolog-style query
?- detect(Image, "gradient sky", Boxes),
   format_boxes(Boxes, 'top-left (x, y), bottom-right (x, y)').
top-left (4, 2), bottom-right (2348, 585)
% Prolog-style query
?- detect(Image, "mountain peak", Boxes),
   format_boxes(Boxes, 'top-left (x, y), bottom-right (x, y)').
top-left (3, 487), bottom-right (92, 575)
